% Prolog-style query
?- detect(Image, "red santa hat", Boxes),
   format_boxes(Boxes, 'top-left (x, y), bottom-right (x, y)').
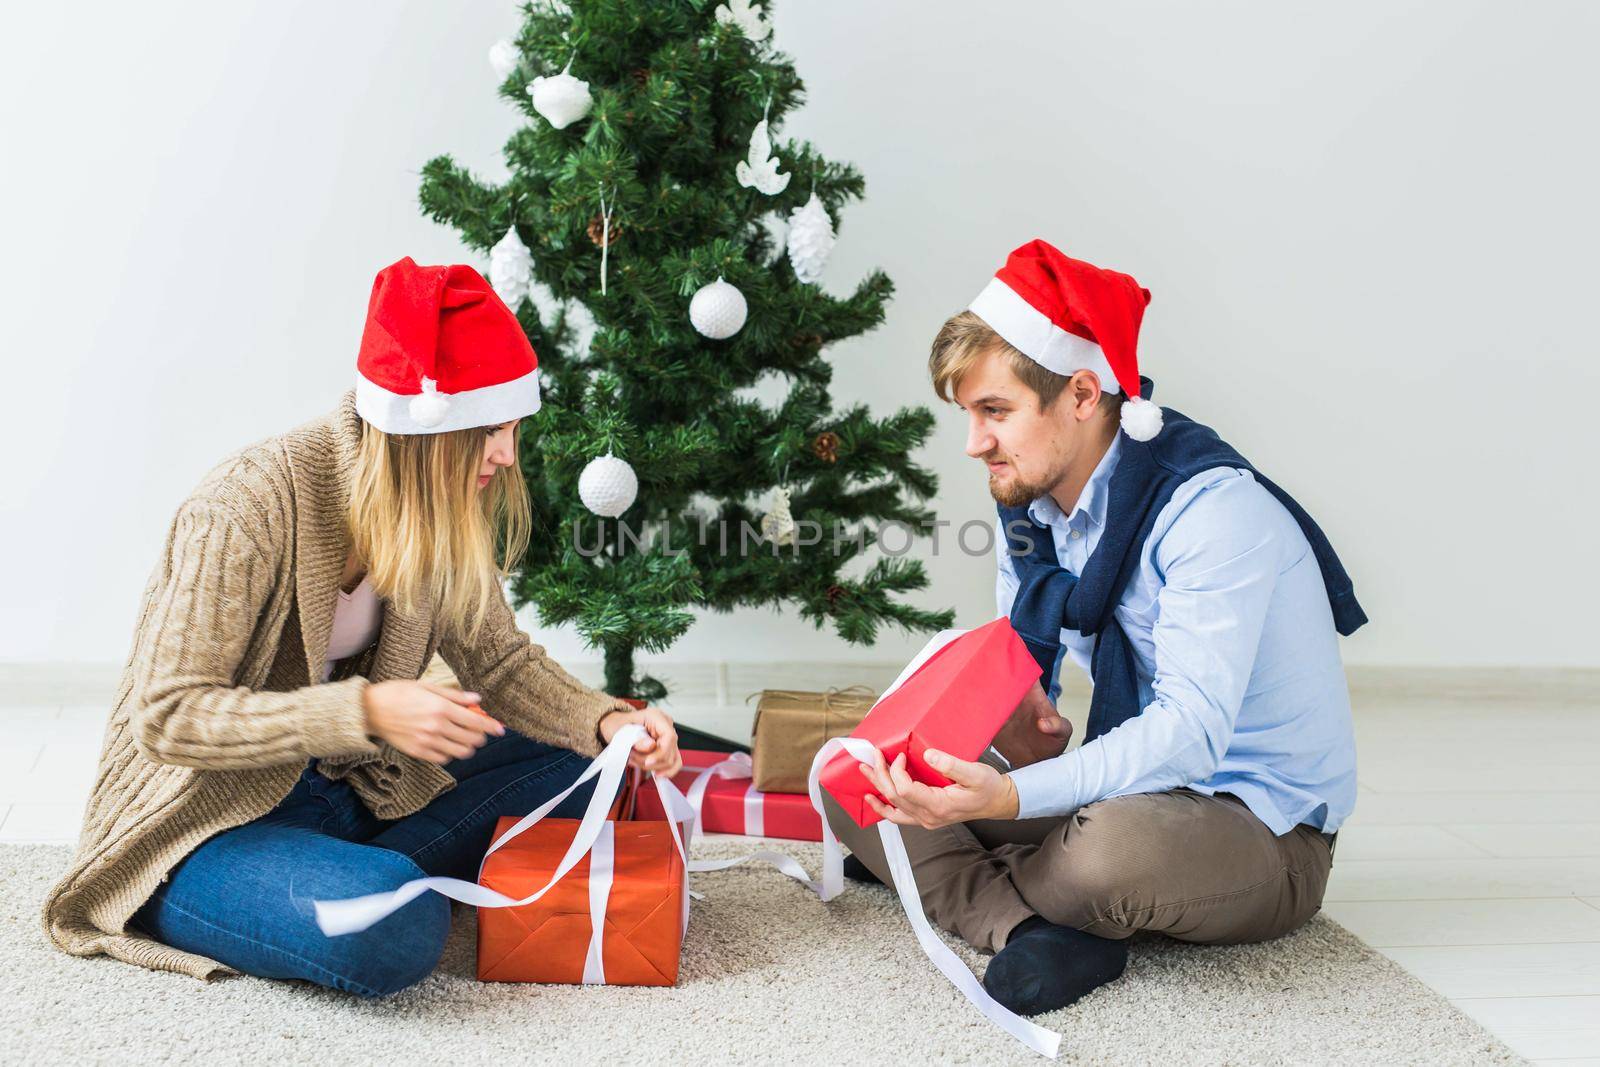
top-left (968, 239), bottom-right (1163, 442)
top-left (354, 256), bottom-right (541, 435)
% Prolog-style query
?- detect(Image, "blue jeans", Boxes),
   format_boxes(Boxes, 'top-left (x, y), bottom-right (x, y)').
top-left (130, 730), bottom-right (598, 997)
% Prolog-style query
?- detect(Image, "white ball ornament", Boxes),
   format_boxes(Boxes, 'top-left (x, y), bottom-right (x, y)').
top-left (528, 60), bottom-right (593, 130)
top-left (578, 453), bottom-right (639, 517)
top-left (409, 376), bottom-right (451, 428)
top-left (488, 40), bottom-right (520, 80)
top-left (689, 276), bottom-right (748, 339)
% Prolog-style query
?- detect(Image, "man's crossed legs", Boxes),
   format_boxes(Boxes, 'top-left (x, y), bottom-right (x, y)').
top-left (822, 785), bottom-right (1334, 1012)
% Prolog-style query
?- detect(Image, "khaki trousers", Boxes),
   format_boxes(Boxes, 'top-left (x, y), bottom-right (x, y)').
top-left (821, 785), bottom-right (1335, 954)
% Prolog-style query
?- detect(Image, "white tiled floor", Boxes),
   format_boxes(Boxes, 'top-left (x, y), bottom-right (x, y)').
top-left (4, 671), bottom-right (1598, 1062)
top-left (1318, 696), bottom-right (1600, 1063)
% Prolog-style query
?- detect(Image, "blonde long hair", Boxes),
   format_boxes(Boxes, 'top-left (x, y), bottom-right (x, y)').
top-left (346, 419), bottom-right (532, 646)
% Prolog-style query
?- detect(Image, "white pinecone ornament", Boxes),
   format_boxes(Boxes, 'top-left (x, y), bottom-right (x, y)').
top-left (689, 276), bottom-right (748, 339)
top-left (735, 119), bottom-right (790, 196)
top-left (786, 192), bottom-right (835, 284)
top-left (528, 60), bottom-right (593, 130)
top-left (488, 40), bottom-right (520, 80)
top-left (488, 226), bottom-right (535, 308)
top-left (578, 453), bottom-right (638, 517)
top-left (760, 485), bottom-right (797, 546)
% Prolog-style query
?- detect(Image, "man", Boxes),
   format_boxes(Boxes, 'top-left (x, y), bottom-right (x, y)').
top-left (821, 239), bottom-right (1362, 1016)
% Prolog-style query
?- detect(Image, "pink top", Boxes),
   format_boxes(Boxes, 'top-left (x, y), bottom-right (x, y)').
top-left (319, 574), bottom-right (382, 683)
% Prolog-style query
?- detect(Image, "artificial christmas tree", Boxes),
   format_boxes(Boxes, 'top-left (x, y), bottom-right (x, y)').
top-left (419, 0), bottom-right (952, 701)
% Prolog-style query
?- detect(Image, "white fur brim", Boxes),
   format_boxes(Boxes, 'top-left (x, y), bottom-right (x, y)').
top-left (355, 368), bottom-right (541, 434)
top-left (969, 277), bottom-right (1121, 392)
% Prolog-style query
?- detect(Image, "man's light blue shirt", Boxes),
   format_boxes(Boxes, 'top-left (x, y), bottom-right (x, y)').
top-left (995, 434), bottom-right (1358, 835)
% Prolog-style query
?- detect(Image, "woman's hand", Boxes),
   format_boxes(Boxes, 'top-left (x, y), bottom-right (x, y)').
top-left (362, 680), bottom-right (505, 765)
top-left (598, 704), bottom-right (682, 777)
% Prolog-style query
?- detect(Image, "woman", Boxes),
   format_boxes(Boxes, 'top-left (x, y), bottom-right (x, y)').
top-left (40, 256), bottom-right (681, 997)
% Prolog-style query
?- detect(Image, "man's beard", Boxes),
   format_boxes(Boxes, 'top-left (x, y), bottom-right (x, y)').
top-left (985, 459), bottom-right (1054, 508)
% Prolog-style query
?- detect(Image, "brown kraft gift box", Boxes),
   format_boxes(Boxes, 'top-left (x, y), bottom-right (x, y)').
top-left (749, 685), bottom-right (878, 793)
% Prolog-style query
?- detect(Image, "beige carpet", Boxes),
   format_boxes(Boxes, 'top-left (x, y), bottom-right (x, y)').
top-left (2, 842), bottom-right (1521, 1065)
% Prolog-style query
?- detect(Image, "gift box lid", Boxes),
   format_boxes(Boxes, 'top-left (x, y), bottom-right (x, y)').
top-left (848, 616), bottom-right (1034, 784)
top-left (480, 815), bottom-right (685, 890)
top-left (819, 617), bottom-right (1040, 827)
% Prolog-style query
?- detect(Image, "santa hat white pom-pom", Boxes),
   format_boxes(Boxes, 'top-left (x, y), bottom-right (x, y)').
top-left (409, 376), bottom-right (451, 428)
top-left (1120, 395), bottom-right (1163, 442)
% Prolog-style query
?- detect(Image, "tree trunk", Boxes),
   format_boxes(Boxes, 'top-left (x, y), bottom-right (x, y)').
top-left (603, 640), bottom-right (636, 699)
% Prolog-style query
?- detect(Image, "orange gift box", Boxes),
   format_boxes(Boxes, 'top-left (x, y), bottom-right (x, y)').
top-left (476, 814), bottom-right (687, 985)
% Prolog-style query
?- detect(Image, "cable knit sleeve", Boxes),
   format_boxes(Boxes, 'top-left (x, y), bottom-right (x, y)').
top-left (438, 583), bottom-right (633, 758)
top-left (128, 499), bottom-right (380, 769)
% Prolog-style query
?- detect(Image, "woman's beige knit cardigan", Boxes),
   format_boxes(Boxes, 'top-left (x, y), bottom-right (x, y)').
top-left (40, 388), bottom-right (634, 981)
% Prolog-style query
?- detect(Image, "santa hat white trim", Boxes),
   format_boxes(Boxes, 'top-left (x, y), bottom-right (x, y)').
top-left (355, 367), bottom-right (542, 435)
top-left (969, 277), bottom-right (1124, 396)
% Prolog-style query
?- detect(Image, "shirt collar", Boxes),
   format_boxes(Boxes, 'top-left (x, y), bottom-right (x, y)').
top-left (1027, 433), bottom-right (1122, 530)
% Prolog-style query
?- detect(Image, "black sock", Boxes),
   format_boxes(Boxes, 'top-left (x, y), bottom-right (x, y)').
top-left (842, 853), bottom-right (883, 885)
top-left (982, 915), bottom-right (1129, 1016)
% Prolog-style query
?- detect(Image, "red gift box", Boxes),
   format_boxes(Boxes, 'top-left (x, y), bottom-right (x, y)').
top-left (631, 750), bottom-right (824, 841)
top-left (476, 814), bottom-right (687, 985)
top-left (818, 617), bottom-right (1040, 829)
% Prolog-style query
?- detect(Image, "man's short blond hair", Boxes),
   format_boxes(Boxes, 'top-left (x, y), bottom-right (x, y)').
top-left (928, 310), bottom-right (1123, 414)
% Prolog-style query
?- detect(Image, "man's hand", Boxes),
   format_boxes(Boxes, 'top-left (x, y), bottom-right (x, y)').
top-left (362, 680), bottom-right (505, 765)
top-left (599, 704), bottom-right (682, 777)
top-left (991, 680), bottom-right (1073, 768)
top-left (858, 748), bottom-right (1020, 830)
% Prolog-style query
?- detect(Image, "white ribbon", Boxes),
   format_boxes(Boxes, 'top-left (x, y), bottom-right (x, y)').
top-left (681, 751), bottom-right (752, 847)
top-left (312, 724), bottom-right (700, 950)
top-left (808, 737), bottom-right (1062, 1059)
top-left (673, 751), bottom-right (821, 887)
top-left (743, 781), bottom-right (765, 836)
top-left (679, 751), bottom-right (769, 844)
top-left (582, 821), bottom-right (615, 984)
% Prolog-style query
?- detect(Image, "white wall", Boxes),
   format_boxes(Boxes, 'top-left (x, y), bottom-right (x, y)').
top-left (3, 1), bottom-right (1596, 670)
